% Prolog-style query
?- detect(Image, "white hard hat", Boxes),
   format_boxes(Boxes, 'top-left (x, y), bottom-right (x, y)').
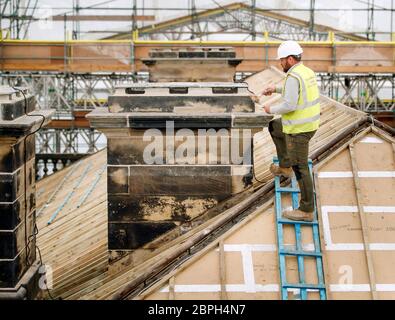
top-left (277, 40), bottom-right (303, 60)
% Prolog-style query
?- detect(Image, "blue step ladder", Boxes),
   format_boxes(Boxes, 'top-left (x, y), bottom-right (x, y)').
top-left (274, 157), bottom-right (327, 300)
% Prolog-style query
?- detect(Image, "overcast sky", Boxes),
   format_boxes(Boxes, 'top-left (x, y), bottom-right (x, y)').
top-left (6, 0), bottom-right (395, 40)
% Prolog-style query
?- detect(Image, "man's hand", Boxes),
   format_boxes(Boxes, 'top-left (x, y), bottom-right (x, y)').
top-left (262, 85), bottom-right (276, 96)
top-left (263, 105), bottom-right (271, 114)
top-left (251, 94), bottom-right (261, 103)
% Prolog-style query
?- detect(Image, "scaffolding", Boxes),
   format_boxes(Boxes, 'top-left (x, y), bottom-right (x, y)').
top-left (1, 1), bottom-right (391, 41)
top-left (1, 0), bottom-right (394, 159)
top-left (102, 1), bottom-right (387, 41)
top-left (0, 0), bottom-right (38, 39)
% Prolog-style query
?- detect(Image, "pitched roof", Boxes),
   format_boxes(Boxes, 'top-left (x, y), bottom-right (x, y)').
top-left (36, 67), bottom-right (390, 300)
top-left (36, 150), bottom-right (107, 298)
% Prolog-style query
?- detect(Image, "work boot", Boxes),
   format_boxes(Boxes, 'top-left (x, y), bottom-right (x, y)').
top-left (283, 209), bottom-right (314, 222)
top-left (270, 164), bottom-right (293, 178)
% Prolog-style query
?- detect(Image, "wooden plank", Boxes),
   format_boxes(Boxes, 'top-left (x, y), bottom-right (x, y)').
top-left (1, 42), bottom-right (395, 73)
top-left (370, 126), bottom-right (395, 145)
top-left (168, 277), bottom-right (175, 300)
top-left (38, 217), bottom-right (105, 252)
top-left (45, 224), bottom-right (106, 268)
top-left (348, 143), bottom-right (378, 300)
top-left (44, 118), bottom-right (91, 129)
top-left (219, 240), bottom-right (228, 300)
top-left (328, 66), bottom-right (395, 74)
top-left (319, 95), bottom-right (367, 117)
top-left (313, 171), bottom-right (332, 300)
top-left (35, 151), bottom-right (108, 300)
top-left (65, 272), bottom-right (109, 300)
top-left (51, 243), bottom-right (107, 282)
top-left (52, 260), bottom-right (108, 298)
top-left (310, 117), bottom-right (358, 151)
top-left (38, 199), bottom-right (107, 251)
top-left (312, 118), bottom-right (356, 144)
top-left (44, 247), bottom-right (107, 297)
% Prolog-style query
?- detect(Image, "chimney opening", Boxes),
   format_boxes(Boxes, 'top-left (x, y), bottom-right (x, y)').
top-left (169, 87), bottom-right (189, 94)
top-left (125, 88), bottom-right (146, 94)
top-left (212, 87), bottom-right (238, 94)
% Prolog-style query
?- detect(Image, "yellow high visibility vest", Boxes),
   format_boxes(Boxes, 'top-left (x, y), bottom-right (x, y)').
top-left (281, 63), bottom-right (320, 134)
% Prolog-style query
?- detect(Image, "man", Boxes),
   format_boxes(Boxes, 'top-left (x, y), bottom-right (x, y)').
top-left (254, 40), bottom-right (320, 222)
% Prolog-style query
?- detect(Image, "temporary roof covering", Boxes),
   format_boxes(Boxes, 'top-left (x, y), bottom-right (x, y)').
top-left (35, 67), bottom-right (394, 300)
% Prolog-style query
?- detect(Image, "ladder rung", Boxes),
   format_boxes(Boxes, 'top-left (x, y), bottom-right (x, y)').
top-left (276, 187), bottom-right (300, 193)
top-left (283, 283), bottom-right (326, 290)
top-left (279, 249), bottom-right (322, 257)
top-left (278, 219), bottom-right (318, 226)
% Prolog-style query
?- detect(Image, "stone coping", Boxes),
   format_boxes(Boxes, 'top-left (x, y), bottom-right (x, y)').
top-left (0, 109), bottom-right (55, 136)
top-left (87, 108), bottom-right (272, 129)
top-left (114, 82), bottom-right (248, 89)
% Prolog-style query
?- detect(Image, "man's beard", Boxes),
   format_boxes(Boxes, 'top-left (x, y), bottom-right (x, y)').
top-left (283, 64), bottom-right (291, 73)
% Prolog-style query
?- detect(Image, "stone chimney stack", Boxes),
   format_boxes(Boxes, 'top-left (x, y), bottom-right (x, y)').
top-left (142, 47), bottom-right (241, 82)
top-left (0, 87), bottom-right (54, 300)
top-left (87, 82), bottom-right (271, 264)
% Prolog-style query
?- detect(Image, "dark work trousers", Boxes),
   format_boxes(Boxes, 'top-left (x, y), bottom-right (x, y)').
top-left (268, 118), bottom-right (317, 212)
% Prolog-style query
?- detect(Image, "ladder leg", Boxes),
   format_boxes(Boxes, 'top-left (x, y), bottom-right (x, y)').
top-left (279, 254), bottom-right (288, 300)
top-left (295, 223), bottom-right (307, 300)
top-left (275, 170), bottom-right (288, 300)
top-left (291, 176), bottom-right (299, 210)
top-left (310, 160), bottom-right (327, 300)
top-left (292, 176), bottom-right (307, 299)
